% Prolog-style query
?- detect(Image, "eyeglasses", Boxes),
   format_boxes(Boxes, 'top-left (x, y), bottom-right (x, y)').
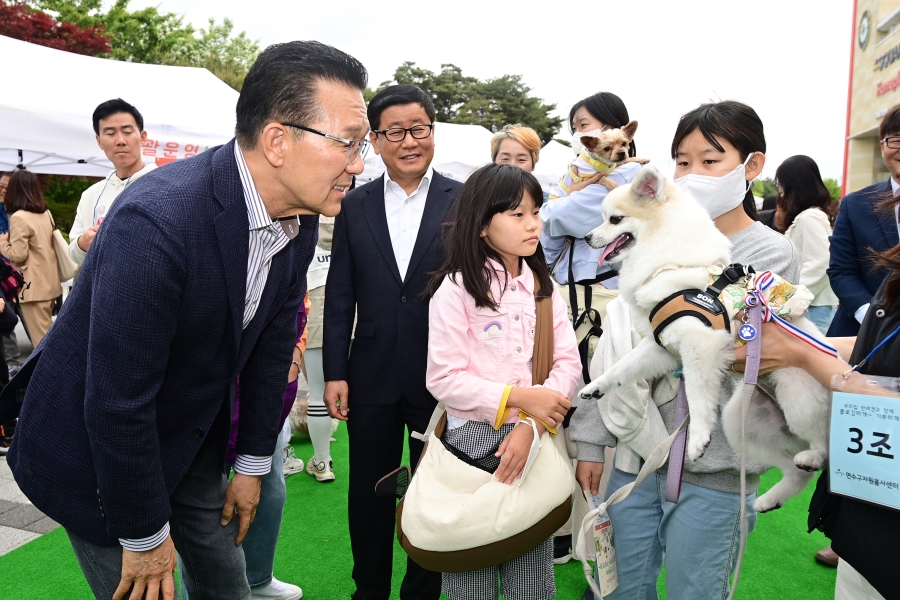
top-left (281, 123), bottom-right (369, 163)
top-left (884, 136), bottom-right (900, 149)
top-left (372, 124), bottom-right (433, 143)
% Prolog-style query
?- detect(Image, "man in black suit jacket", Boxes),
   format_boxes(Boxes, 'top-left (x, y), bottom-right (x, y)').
top-left (7, 41), bottom-right (370, 600)
top-left (324, 85), bottom-right (461, 600)
top-left (828, 106), bottom-right (900, 337)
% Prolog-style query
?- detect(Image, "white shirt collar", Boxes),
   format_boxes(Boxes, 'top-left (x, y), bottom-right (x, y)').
top-left (234, 142), bottom-right (279, 232)
top-left (383, 166), bottom-right (434, 197)
top-left (108, 162), bottom-right (151, 186)
top-left (891, 177), bottom-right (899, 197)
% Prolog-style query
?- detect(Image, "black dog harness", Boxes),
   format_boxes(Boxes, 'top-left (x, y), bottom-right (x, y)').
top-left (648, 264), bottom-right (755, 347)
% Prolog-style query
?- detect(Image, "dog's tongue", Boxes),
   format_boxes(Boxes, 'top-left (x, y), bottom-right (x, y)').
top-left (598, 234), bottom-right (630, 264)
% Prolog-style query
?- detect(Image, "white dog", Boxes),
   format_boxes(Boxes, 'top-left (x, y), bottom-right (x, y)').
top-left (579, 165), bottom-right (832, 512)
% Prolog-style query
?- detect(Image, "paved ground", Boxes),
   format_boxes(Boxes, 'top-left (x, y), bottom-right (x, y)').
top-left (0, 316), bottom-right (311, 556)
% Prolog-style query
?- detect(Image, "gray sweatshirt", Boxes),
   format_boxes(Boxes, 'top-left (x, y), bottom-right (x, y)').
top-left (570, 221), bottom-right (800, 494)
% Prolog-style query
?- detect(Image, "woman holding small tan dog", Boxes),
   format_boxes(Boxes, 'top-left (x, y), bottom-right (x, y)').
top-left (571, 100), bottom-right (800, 600)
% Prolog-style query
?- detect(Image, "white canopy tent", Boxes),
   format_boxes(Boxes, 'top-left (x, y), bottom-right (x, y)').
top-left (0, 35), bottom-right (238, 177)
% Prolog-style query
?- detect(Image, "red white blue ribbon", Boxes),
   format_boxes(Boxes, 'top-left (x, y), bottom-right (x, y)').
top-left (749, 271), bottom-right (838, 357)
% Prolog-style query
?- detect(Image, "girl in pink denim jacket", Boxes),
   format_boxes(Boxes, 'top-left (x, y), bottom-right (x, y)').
top-left (425, 164), bottom-right (582, 600)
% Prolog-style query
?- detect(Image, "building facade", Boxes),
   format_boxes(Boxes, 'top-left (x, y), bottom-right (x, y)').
top-left (847, 0), bottom-right (900, 193)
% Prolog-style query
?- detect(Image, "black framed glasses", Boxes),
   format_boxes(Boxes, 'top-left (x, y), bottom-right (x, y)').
top-left (281, 123), bottom-right (369, 163)
top-left (373, 124), bottom-right (433, 143)
top-left (884, 136), bottom-right (900, 149)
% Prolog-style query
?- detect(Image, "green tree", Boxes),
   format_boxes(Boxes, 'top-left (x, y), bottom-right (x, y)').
top-left (752, 177), bottom-right (778, 198)
top-left (381, 62), bottom-right (563, 144)
top-left (823, 178), bottom-right (842, 200)
top-left (27, 0), bottom-right (259, 90)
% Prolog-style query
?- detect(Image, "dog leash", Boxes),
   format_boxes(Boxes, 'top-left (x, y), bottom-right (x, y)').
top-left (664, 377), bottom-right (688, 502)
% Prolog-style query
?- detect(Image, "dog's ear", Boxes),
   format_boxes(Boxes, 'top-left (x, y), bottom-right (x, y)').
top-left (580, 135), bottom-right (600, 152)
top-left (622, 120), bottom-right (638, 140)
top-left (631, 165), bottom-right (666, 201)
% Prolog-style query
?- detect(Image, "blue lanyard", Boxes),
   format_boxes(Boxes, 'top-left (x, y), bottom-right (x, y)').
top-left (852, 322), bottom-right (900, 372)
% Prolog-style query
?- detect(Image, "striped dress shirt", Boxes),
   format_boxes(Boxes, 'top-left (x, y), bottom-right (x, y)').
top-left (119, 143), bottom-right (294, 552)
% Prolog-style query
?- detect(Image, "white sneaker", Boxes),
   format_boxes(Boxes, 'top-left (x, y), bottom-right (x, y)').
top-left (306, 456), bottom-right (335, 482)
top-left (282, 447), bottom-right (305, 478)
top-left (251, 576), bottom-right (303, 599)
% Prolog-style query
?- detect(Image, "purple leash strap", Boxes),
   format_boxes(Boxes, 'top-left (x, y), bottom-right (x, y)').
top-left (664, 378), bottom-right (689, 503)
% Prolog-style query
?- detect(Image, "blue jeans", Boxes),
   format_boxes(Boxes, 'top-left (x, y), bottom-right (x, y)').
top-left (806, 305), bottom-right (836, 335)
top-left (178, 427), bottom-right (287, 598)
top-left (598, 467), bottom-right (757, 600)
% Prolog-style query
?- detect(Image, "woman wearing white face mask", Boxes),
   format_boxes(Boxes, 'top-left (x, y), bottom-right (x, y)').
top-left (571, 101), bottom-right (800, 600)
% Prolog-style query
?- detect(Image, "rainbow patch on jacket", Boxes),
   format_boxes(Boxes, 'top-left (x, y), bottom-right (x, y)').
top-left (482, 321), bottom-right (503, 334)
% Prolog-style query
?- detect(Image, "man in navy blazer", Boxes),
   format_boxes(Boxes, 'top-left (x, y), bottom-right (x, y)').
top-left (8, 41), bottom-right (370, 600)
top-left (828, 107), bottom-right (900, 337)
top-left (324, 85), bottom-right (461, 600)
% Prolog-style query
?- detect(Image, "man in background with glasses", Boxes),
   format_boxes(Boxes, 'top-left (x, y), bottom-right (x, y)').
top-left (827, 104), bottom-right (900, 339)
top-left (324, 84), bottom-right (461, 600)
top-left (7, 41), bottom-right (368, 600)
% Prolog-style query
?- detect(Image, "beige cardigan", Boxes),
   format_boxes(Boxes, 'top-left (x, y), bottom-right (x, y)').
top-left (0, 210), bottom-right (62, 302)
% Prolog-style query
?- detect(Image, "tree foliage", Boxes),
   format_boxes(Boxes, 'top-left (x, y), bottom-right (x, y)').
top-left (0, 0), bottom-right (110, 56)
top-left (752, 177), bottom-right (778, 198)
top-left (377, 62), bottom-right (563, 145)
top-left (24, 0), bottom-right (259, 90)
top-left (823, 178), bottom-right (842, 200)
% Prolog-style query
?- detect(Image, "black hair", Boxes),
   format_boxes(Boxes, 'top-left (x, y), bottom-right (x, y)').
top-left (92, 99), bottom-right (144, 134)
top-left (762, 194), bottom-right (777, 211)
top-left (670, 100), bottom-right (766, 220)
top-left (880, 104), bottom-right (900, 139)
top-left (774, 155), bottom-right (835, 231)
top-left (235, 41), bottom-right (368, 148)
top-left (569, 91), bottom-right (636, 157)
top-left (367, 84), bottom-right (436, 131)
top-left (426, 164), bottom-right (552, 309)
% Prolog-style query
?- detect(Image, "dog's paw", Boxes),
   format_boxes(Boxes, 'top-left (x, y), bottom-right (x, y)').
top-left (580, 375), bottom-right (614, 398)
top-left (686, 431), bottom-right (711, 461)
top-left (793, 449), bottom-right (827, 472)
top-left (599, 177), bottom-right (618, 191)
top-left (753, 492), bottom-right (783, 513)
top-left (635, 158), bottom-right (651, 165)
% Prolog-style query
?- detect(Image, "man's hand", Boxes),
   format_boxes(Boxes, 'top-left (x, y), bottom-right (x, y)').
top-left (324, 380), bottom-right (349, 421)
top-left (576, 460), bottom-right (604, 497)
top-left (113, 534), bottom-right (176, 600)
top-left (220, 473), bottom-right (262, 545)
top-left (77, 225), bottom-right (100, 252)
top-left (507, 387), bottom-right (571, 428)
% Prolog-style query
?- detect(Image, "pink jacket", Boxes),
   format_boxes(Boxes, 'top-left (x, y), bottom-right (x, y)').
top-left (426, 261), bottom-right (582, 426)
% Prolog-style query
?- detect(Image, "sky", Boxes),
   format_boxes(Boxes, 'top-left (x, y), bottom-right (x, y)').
top-left (130, 0), bottom-right (853, 181)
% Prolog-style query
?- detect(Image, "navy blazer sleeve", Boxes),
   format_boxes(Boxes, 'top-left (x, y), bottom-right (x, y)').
top-left (84, 200), bottom-right (187, 540)
top-left (828, 193), bottom-right (875, 317)
top-left (323, 204), bottom-right (356, 382)
top-left (237, 278), bottom-right (304, 458)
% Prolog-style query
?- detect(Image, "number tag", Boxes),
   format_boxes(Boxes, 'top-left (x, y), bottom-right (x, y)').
top-left (829, 374), bottom-right (900, 511)
top-left (587, 494), bottom-right (618, 595)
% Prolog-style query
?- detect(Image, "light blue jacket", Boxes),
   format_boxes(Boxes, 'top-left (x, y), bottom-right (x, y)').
top-left (539, 161), bottom-right (642, 285)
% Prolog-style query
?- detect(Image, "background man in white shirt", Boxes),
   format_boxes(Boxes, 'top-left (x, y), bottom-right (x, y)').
top-left (68, 98), bottom-right (157, 265)
top-left (324, 85), bottom-right (461, 600)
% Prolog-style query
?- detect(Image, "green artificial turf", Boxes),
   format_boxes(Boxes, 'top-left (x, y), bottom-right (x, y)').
top-left (0, 423), bottom-right (836, 599)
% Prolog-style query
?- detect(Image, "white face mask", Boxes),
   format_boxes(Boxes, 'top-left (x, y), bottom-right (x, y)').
top-left (571, 127), bottom-right (607, 156)
top-left (673, 153), bottom-right (756, 219)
